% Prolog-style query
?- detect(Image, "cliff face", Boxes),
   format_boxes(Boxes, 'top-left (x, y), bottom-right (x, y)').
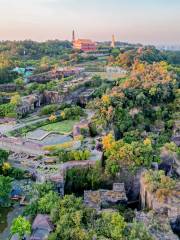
top-left (140, 171), bottom-right (180, 219)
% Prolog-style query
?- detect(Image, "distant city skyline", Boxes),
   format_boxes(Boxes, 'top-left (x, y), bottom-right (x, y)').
top-left (0, 0), bottom-right (180, 45)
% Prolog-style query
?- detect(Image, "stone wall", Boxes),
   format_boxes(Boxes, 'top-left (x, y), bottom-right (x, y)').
top-left (140, 171), bottom-right (180, 220)
top-left (0, 136), bottom-right (46, 156)
top-left (84, 183), bottom-right (127, 211)
top-left (0, 83), bottom-right (16, 92)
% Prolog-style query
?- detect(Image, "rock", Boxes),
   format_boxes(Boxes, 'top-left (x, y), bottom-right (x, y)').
top-left (135, 211), bottom-right (179, 240)
top-left (170, 216), bottom-right (180, 237)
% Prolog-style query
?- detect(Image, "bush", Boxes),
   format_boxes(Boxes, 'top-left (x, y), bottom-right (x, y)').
top-left (39, 104), bottom-right (59, 116)
top-left (57, 149), bottom-right (91, 163)
top-left (143, 170), bottom-right (176, 193)
top-left (129, 220), bottom-right (153, 240)
top-left (65, 163), bottom-right (102, 194)
top-left (62, 106), bottom-right (84, 120)
top-left (7, 167), bottom-right (26, 179)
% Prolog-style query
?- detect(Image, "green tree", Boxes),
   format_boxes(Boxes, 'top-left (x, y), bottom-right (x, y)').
top-left (128, 220), bottom-right (153, 240)
top-left (10, 216), bottom-right (31, 240)
top-left (0, 149), bottom-right (9, 167)
top-left (38, 191), bottom-right (59, 214)
top-left (95, 212), bottom-right (126, 240)
top-left (14, 78), bottom-right (25, 88)
top-left (10, 94), bottom-right (21, 106)
top-left (0, 175), bottom-right (12, 206)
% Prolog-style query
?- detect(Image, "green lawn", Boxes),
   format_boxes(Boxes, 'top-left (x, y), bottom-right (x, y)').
top-left (41, 120), bottom-right (77, 134)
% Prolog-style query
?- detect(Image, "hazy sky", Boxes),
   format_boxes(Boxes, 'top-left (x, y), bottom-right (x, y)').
top-left (0, 0), bottom-right (180, 44)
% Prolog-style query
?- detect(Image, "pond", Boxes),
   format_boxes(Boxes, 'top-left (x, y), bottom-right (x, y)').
top-left (40, 133), bottom-right (73, 146)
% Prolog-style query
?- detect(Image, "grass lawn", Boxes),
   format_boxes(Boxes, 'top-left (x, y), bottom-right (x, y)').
top-left (41, 120), bottom-right (77, 134)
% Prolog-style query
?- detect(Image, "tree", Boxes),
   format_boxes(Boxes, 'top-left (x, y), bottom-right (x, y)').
top-left (38, 191), bottom-right (59, 214)
top-left (49, 194), bottom-right (92, 240)
top-left (10, 94), bottom-right (21, 106)
top-left (95, 212), bottom-right (126, 240)
top-left (0, 149), bottom-right (9, 167)
top-left (129, 220), bottom-right (153, 240)
top-left (114, 107), bottom-right (133, 134)
top-left (0, 175), bottom-right (12, 206)
top-left (14, 78), bottom-right (25, 88)
top-left (32, 182), bottom-right (55, 198)
top-left (10, 216), bottom-right (31, 240)
top-left (49, 114), bottom-right (57, 122)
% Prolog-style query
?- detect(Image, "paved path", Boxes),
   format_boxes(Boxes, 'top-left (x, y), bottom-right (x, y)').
top-left (0, 116), bottom-right (48, 134)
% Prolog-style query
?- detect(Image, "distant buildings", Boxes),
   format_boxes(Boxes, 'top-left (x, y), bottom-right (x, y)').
top-left (72, 30), bottom-right (96, 52)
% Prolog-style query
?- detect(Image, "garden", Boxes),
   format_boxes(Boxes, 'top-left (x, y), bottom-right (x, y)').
top-left (41, 119), bottom-right (78, 134)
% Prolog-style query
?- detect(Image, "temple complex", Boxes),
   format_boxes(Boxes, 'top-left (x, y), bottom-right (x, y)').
top-left (72, 30), bottom-right (96, 52)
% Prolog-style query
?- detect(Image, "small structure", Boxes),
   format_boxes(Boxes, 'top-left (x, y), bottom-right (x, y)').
top-left (84, 183), bottom-right (127, 211)
top-left (17, 94), bottom-right (43, 117)
top-left (30, 214), bottom-right (54, 240)
top-left (11, 186), bottom-right (23, 200)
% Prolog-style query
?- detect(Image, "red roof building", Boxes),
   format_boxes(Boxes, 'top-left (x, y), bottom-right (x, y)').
top-left (73, 39), bottom-right (96, 52)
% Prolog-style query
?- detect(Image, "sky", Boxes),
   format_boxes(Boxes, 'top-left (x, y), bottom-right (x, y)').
top-left (0, 0), bottom-right (180, 45)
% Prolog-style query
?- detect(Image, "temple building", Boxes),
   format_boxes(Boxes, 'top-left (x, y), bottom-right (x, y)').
top-left (72, 30), bottom-right (96, 52)
top-left (73, 39), bottom-right (96, 52)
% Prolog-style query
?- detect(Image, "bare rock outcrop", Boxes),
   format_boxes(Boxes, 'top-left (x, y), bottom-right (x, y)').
top-left (135, 211), bottom-right (179, 240)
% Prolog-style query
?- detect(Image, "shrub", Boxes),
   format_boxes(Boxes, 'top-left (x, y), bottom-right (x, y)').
top-left (57, 149), bottom-right (91, 163)
top-left (143, 170), bottom-right (176, 193)
top-left (39, 104), bottom-right (59, 116)
top-left (129, 220), bottom-right (153, 240)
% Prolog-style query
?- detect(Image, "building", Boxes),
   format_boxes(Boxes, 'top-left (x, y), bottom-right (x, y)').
top-left (17, 94), bottom-right (43, 117)
top-left (73, 39), bottom-right (96, 52)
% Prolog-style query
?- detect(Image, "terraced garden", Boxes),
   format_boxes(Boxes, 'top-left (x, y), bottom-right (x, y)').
top-left (41, 119), bottom-right (78, 134)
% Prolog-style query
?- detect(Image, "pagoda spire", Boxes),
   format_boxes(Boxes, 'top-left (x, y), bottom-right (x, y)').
top-left (111, 34), bottom-right (115, 48)
top-left (72, 30), bottom-right (75, 43)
